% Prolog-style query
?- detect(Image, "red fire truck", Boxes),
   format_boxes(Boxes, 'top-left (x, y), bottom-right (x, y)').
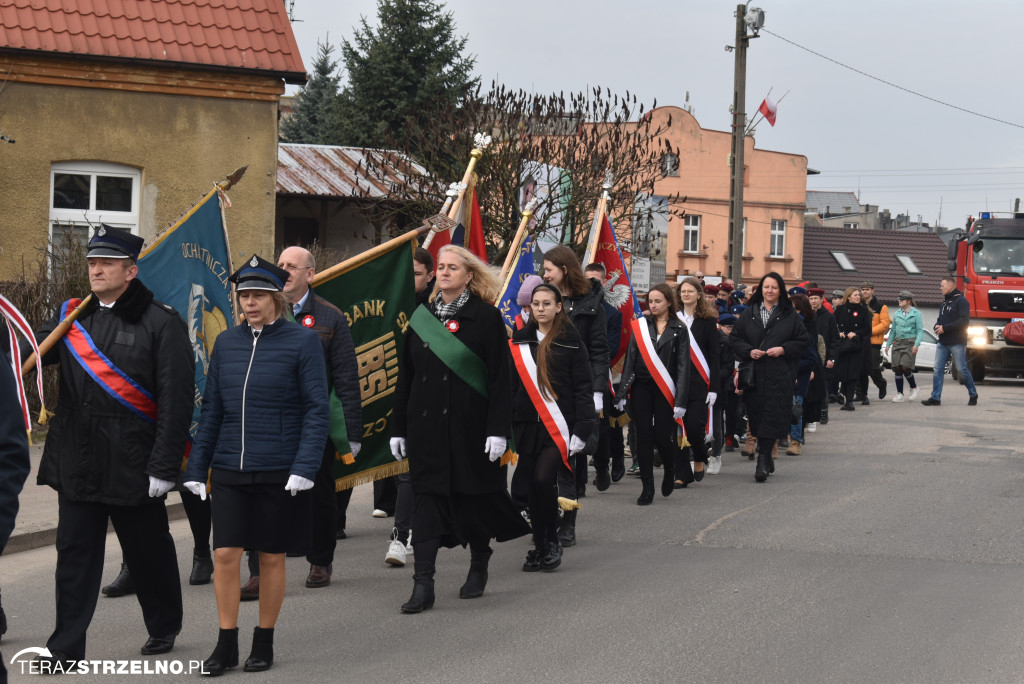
top-left (946, 212), bottom-right (1024, 381)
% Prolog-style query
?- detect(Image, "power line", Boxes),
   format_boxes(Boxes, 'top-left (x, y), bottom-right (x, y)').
top-left (762, 29), bottom-right (1024, 131)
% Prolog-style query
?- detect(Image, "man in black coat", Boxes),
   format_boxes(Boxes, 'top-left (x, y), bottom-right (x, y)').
top-left (29, 226), bottom-right (194, 668)
top-left (922, 276), bottom-right (979, 406)
top-left (584, 263), bottom-right (624, 488)
top-left (808, 287), bottom-right (840, 408)
top-left (278, 246), bottom-right (362, 589)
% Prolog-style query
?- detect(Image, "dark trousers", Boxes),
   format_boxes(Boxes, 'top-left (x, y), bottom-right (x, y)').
top-left (394, 472), bottom-right (413, 542)
top-left (48, 495), bottom-right (182, 659)
top-left (682, 396), bottom-right (709, 466)
top-left (373, 477), bottom-right (397, 515)
top-left (858, 345), bottom-right (886, 395)
top-left (308, 443), bottom-right (338, 567)
top-left (630, 379), bottom-right (682, 481)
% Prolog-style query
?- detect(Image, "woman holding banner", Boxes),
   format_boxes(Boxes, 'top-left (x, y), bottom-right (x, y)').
top-left (390, 245), bottom-right (529, 614)
top-left (675, 277), bottom-right (720, 486)
top-left (510, 283), bottom-right (596, 572)
top-left (615, 283), bottom-right (690, 505)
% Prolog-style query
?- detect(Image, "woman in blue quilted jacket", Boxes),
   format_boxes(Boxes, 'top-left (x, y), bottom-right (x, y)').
top-left (184, 255), bottom-right (329, 676)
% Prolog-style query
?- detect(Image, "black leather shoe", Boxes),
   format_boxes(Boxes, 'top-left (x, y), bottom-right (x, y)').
top-left (35, 651), bottom-right (78, 674)
top-left (637, 477), bottom-right (654, 505)
top-left (540, 541), bottom-right (562, 572)
top-left (611, 461), bottom-right (626, 482)
top-left (755, 453), bottom-right (769, 482)
top-left (522, 548), bottom-right (542, 572)
top-left (141, 633), bottom-right (177, 655)
top-left (693, 465), bottom-right (705, 482)
top-left (190, 553), bottom-right (214, 586)
top-left (240, 575), bottom-right (260, 601)
top-left (401, 567), bottom-right (435, 613)
top-left (921, 398), bottom-right (941, 406)
top-left (661, 469), bottom-right (675, 497)
top-left (840, 404), bottom-right (856, 411)
top-left (201, 628), bottom-right (238, 677)
top-left (557, 511), bottom-right (577, 547)
top-left (861, 397), bottom-right (870, 406)
top-left (878, 382), bottom-right (887, 400)
top-left (968, 395), bottom-right (978, 405)
top-left (594, 468), bottom-right (611, 491)
top-left (102, 562), bottom-right (135, 597)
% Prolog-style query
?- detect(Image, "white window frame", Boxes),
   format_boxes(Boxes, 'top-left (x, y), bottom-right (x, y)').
top-left (49, 161), bottom-right (141, 246)
top-left (896, 254), bottom-right (922, 274)
top-left (683, 214), bottom-right (700, 254)
top-left (843, 222), bottom-right (858, 229)
top-left (770, 219), bottom-right (786, 258)
top-left (830, 250), bottom-right (857, 271)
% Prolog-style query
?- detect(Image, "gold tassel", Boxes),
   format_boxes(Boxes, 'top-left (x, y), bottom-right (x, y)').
top-left (557, 496), bottom-right (581, 512)
top-left (26, 429), bottom-right (32, 447)
top-left (38, 405), bottom-right (52, 426)
top-left (678, 432), bottom-right (690, 449)
top-left (499, 449), bottom-right (518, 467)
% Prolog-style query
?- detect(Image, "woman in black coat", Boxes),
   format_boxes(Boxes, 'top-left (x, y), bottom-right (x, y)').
top-left (729, 272), bottom-right (810, 482)
top-left (831, 286), bottom-right (872, 411)
top-left (675, 276), bottom-right (721, 483)
top-left (616, 283), bottom-right (690, 504)
top-left (390, 245), bottom-right (529, 614)
top-left (510, 283), bottom-right (596, 572)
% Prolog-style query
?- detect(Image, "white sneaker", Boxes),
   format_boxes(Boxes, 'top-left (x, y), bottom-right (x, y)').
top-left (806, 422), bottom-right (817, 433)
top-left (707, 455), bottom-right (722, 474)
top-left (372, 509), bottom-right (387, 518)
top-left (385, 539), bottom-right (407, 566)
top-left (892, 394), bottom-right (905, 403)
top-left (908, 388), bottom-right (919, 400)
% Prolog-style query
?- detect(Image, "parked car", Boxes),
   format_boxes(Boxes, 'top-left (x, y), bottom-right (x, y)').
top-left (881, 329), bottom-right (949, 373)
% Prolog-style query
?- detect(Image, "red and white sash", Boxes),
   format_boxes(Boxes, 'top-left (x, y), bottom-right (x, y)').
top-left (677, 312), bottom-right (714, 440)
top-left (509, 340), bottom-right (572, 470)
top-left (631, 318), bottom-right (683, 429)
top-left (0, 293), bottom-right (45, 430)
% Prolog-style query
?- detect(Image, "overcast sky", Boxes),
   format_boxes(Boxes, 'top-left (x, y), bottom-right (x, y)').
top-left (287, 0), bottom-right (1024, 229)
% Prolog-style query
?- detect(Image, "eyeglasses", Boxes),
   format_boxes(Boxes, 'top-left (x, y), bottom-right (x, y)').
top-left (280, 264), bottom-right (313, 272)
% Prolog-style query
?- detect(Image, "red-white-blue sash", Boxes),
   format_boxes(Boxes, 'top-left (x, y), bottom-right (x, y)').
top-left (631, 318), bottom-right (684, 430)
top-left (678, 312), bottom-right (713, 439)
top-left (0, 293), bottom-right (45, 430)
top-left (509, 340), bottom-right (572, 471)
top-left (60, 299), bottom-right (158, 424)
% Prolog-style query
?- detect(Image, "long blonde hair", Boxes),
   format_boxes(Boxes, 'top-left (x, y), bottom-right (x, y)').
top-left (430, 245), bottom-right (502, 303)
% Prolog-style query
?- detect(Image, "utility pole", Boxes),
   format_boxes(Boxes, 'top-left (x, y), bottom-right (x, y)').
top-left (727, 5), bottom-right (763, 283)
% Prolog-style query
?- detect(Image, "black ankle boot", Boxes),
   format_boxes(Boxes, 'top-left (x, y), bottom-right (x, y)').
top-left (557, 510), bottom-right (577, 547)
top-left (243, 627), bottom-right (274, 672)
top-left (201, 627), bottom-right (238, 677)
top-left (637, 476), bottom-right (654, 505)
top-left (661, 467), bottom-right (675, 497)
top-left (401, 563), bottom-right (435, 613)
top-left (755, 452), bottom-right (770, 482)
top-left (541, 541), bottom-right (562, 571)
top-left (459, 547), bottom-right (492, 599)
top-left (190, 551), bottom-right (214, 586)
top-left (101, 562), bottom-right (135, 597)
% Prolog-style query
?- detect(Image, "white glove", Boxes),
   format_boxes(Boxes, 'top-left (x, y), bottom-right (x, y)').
top-left (673, 407), bottom-right (686, 420)
top-left (615, 398), bottom-right (627, 412)
top-left (350, 441), bottom-right (362, 458)
top-left (285, 474), bottom-right (315, 496)
top-left (706, 392), bottom-right (718, 407)
top-left (148, 476), bottom-right (174, 498)
top-left (593, 392), bottom-right (604, 413)
top-left (390, 437), bottom-right (407, 462)
top-left (569, 435), bottom-right (586, 455)
top-left (485, 436), bottom-right (507, 462)
top-left (183, 480), bottom-right (207, 501)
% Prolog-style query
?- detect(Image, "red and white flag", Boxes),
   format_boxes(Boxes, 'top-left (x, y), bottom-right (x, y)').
top-left (758, 96), bottom-right (777, 127)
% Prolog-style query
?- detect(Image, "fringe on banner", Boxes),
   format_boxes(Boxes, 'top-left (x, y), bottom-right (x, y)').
top-left (557, 496), bottom-right (581, 512)
top-left (609, 413), bottom-right (630, 428)
top-left (500, 449), bottom-right (518, 467)
top-left (334, 459), bottom-right (410, 492)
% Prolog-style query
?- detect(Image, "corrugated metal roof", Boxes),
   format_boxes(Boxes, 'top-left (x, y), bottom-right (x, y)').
top-left (806, 190), bottom-right (860, 215)
top-left (0, 0), bottom-right (305, 82)
top-left (802, 226), bottom-right (949, 305)
top-left (277, 143), bottom-right (430, 199)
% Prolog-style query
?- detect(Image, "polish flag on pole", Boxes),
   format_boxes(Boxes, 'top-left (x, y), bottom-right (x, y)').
top-left (758, 96), bottom-right (777, 127)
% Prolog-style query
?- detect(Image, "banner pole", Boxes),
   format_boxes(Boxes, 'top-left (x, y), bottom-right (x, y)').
top-left (422, 147), bottom-right (484, 249)
top-left (20, 294), bottom-right (92, 376)
top-left (313, 225), bottom-right (431, 286)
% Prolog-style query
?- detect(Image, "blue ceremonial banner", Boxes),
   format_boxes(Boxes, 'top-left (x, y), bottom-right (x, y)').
top-left (137, 188), bottom-right (234, 454)
top-left (495, 235), bottom-right (535, 335)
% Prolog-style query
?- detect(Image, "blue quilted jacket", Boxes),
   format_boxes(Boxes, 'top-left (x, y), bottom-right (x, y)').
top-left (184, 318), bottom-right (329, 482)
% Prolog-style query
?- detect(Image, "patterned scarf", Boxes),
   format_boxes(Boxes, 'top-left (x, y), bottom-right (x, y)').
top-left (432, 289), bottom-right (471, 322)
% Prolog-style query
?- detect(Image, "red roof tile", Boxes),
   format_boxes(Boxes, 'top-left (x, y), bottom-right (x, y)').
top-left (0, 0), bottom-right (305, 83)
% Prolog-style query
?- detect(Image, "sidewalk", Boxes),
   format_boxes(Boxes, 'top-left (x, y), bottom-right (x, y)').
top-left (2, 440), bottom-right (185, 555)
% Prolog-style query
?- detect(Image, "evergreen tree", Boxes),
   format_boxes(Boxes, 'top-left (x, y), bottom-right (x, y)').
top-left (336, 0), bottom-right (478, 149)
top-left (280, 40), bottom-right (342, 144)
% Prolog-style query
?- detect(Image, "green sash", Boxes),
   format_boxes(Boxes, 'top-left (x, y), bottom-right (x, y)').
top-left (409, 304), bottom-right (489, 398)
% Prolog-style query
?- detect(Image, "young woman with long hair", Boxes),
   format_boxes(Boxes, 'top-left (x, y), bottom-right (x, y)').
top-left (728, 272), bottom-right (810, 482)
top-left (541, 246), bottom-right (609, 544)
top-left (509, 284), bottom-right (596, 572)
top-left (615, 283), bottom-right (690, 504)
top-left (832, 287), bottom-right (872, 411)
top-left (674, 277), bottom-right (721, 485)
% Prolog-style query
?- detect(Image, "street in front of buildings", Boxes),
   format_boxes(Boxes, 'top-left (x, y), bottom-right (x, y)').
top-left (3, 375), bottom-right (1024, 682)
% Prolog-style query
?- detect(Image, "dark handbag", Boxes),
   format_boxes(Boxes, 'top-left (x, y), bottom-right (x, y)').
top-left (737, 361), bottom-right (756, 391)
top-left (791, 400), bottom-right (803, 424)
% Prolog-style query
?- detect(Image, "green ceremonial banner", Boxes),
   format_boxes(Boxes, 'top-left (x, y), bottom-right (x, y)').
top-left (313, 238), bottom-right (417, 491)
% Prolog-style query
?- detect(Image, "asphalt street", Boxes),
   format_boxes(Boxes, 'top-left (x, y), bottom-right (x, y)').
top-left (2, 373), bottom-right (1023, 683)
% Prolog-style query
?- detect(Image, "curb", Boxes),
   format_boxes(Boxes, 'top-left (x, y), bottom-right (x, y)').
top-left (2, 502), bottom-right (187, 556)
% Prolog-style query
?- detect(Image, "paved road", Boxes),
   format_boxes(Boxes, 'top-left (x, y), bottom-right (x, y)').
top-left (3, 374), bottom-right (1023, 682)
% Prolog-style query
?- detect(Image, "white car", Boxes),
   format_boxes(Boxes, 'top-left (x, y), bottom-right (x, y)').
top-left (881, 329), bottom-right (947, 372)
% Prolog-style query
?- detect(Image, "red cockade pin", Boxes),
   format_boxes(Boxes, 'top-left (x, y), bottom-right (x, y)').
top-left (301, 314), bottom-right (315, 327)
top-left (446, 320), bottom-right (460, 333)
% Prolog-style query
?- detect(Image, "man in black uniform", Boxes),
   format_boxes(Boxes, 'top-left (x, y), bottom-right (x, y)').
top-left (31, 226), bottom-right (194, 670)
top-left (278, 246), bottom-right (362, 589)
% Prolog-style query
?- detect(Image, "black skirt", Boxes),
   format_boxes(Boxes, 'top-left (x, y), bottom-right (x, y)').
top-left (413, 491), bottom-right (530, 549)
top-left (210, 468), bottom-right (312, 554)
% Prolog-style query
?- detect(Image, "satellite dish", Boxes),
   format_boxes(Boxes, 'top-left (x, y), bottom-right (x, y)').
top-left (745, 7), bottom-right (765, 31)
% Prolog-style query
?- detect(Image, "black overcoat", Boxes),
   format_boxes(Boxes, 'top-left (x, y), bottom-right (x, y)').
top-left (391, 294), bottom-right (512, 497)
top-left (832, 303), bottom-right (872, 382)
top-left (685, 316), bottom-right (721, 399)
top-left (729, 303), bottom-right (809, 439)
top-left (565, 279), bottom-right (610, 392)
